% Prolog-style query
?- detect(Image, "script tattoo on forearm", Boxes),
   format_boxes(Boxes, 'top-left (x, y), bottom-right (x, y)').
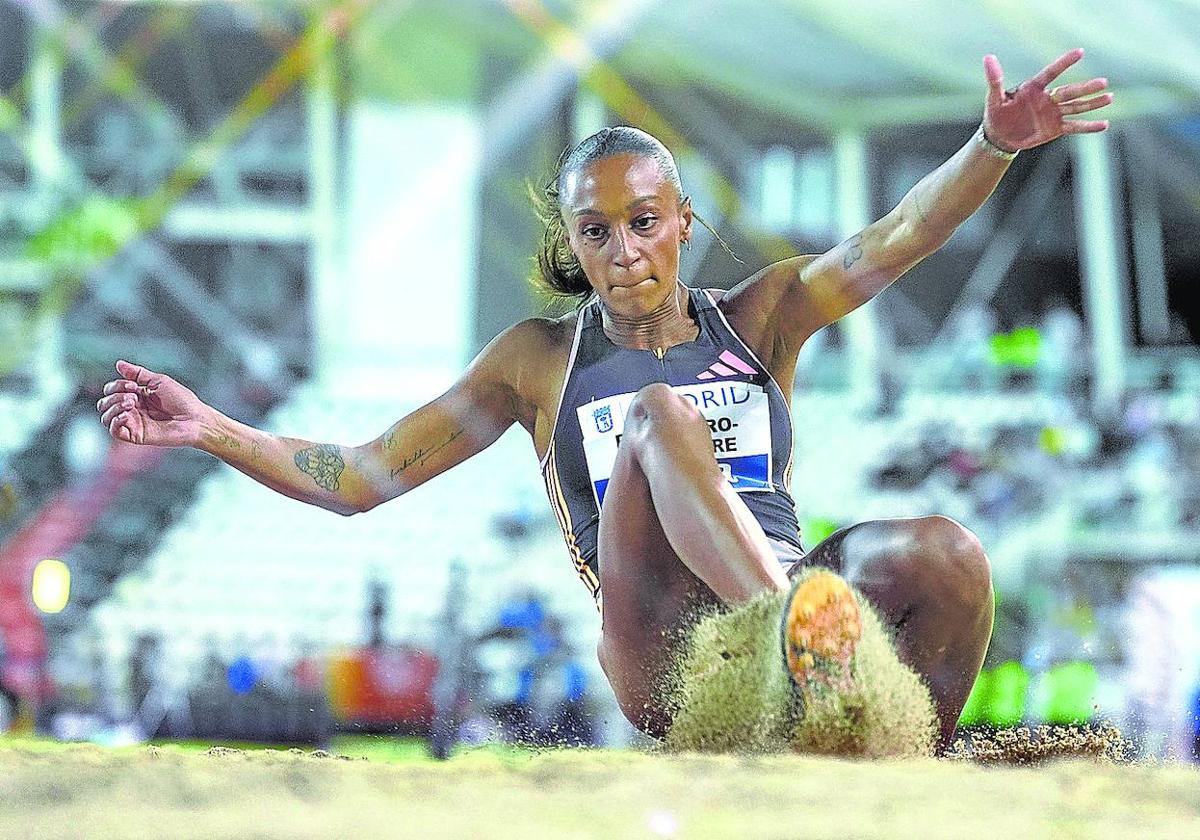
top-left (389, 428), bottom-right (464, 481)
top-left (294, 444), bottom-right (345, 492)
top-left (842, 234), bottom-right (864, 270)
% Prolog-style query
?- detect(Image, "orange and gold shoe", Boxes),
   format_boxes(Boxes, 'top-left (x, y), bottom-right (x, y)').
top-left (781, 569), bottom-right (863, 703)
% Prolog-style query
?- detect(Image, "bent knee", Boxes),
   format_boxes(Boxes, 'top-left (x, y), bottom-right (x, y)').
top-left (626, 383), bottom-right (705, 435)
top-left (915, 515), bottom-right (990, 576)
top-left (912, 515), bottom-right (992, 609)
top-left (851, 516), bottom-right (991, 612)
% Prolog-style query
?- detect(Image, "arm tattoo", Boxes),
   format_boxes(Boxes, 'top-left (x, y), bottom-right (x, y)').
top-left (294, 444), bottom-right (345, 492)
top-left (389, 428), bottom-right (464, 481)
top-left (842, 234), bottom-right (864, 270)
top-left (205, 431), bottom-right (242, 450)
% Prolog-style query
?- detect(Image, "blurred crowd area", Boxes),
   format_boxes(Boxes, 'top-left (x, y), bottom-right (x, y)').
top-left (786, 302), bottom-right (1200, 760)
top-left (0, 1), bottom-right (1198, 758)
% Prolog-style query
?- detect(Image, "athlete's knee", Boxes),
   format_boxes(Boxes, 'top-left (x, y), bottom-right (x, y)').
top-left (846, 516), bottom-right (991, 613)
top-left (626, 383), bottom-right (705, 438)
top-left (910, 515), bottom-right (992, 612)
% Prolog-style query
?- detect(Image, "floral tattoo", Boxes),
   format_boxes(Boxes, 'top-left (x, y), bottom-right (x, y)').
top-left (294, 444), bottom-right (345, 492)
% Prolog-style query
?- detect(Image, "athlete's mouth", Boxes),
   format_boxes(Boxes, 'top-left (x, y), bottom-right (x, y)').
top-left (613, 276), bottom-right (656, 289)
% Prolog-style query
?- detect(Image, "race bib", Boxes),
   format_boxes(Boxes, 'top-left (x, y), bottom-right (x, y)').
top-left (577, 382), bottom-right (773, 508)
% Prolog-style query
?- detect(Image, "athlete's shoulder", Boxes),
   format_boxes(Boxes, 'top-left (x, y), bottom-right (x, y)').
top-left (702, 257), bottom-right (820, 371)
top-left (720, 255), bottom-right (821, 310)
top-left (478, 314), bottom-right (578, 395)
top-left (498, 310), bottom-right (579, 357)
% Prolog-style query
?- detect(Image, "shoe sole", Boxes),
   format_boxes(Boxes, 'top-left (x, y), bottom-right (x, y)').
top-left (781, 570), bottom-right (863, 697)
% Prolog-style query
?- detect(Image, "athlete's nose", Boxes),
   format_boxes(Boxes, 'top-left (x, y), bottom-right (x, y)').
top-left (611, 226), bottom-right (641, 269)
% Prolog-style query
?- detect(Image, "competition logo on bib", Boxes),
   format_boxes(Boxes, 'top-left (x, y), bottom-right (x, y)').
top-left (593, 405), bottom-right (613, 433)
top-left (577, 382), bottom-right (773, 508)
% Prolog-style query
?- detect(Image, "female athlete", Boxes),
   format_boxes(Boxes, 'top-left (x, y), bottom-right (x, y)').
top-left (98, 50), bottom-right (1110, 750)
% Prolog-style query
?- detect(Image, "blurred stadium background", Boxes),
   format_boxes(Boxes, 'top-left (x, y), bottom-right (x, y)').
top-left (0, 0), bottom-right (1197, 761)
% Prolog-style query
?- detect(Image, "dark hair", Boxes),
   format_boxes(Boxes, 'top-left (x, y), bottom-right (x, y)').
top-left (531, 127), bottom-right (703, 301)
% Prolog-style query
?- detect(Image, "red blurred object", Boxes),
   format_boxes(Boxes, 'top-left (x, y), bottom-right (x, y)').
top-left (327, 646), bottom-right (438, 729)
top-left (0, 440), bottom-right (162, 700)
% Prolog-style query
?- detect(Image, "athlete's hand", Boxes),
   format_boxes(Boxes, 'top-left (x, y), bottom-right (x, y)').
top-left (97, 360), bottom-right (211, 447)
top-left (982, 48), bottom-right (1111, 152)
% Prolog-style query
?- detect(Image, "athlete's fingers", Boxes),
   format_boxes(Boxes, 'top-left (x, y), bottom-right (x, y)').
top-left (100, 402), bottom-right (130, 427)
top-left (116, 359), bottom-right (156, 388)
top-left (983, 54), bottom-right (1005, 102)
top-left (1050, 77), bottom-right (1107, 103)
top-left (109, 413), bottom-right (133, 442)
top-left (102, 379), bottom-right (140, 397)
top-left (1060, 118), bottom-right (1110, 134)
top-left (96, 393), bottom-right (136, 414)
top-left (1060, 93), bottom-right (1113, 115)
top-left (1031, 47), bottom-right (1084, 89)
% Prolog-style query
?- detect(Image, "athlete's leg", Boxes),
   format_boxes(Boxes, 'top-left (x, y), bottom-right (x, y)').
top-left (796, 515), bottom-right (994, 749)
top-left (596, 383), bottom-right (788, 735)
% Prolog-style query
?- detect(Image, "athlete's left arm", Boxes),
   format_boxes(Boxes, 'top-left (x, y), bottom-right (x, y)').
top-left (761, 49), bottom-right (1111, 352)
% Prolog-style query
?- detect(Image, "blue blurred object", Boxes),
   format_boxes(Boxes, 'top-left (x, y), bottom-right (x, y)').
top-left (226, 657), bottom-right (258, 696)
top-left (498, 597), bottom-right (544, 632)
top-left (514, 666), bottom-right (535, 705)
top-left (563, 662), bottom-right (588, 703)
top-left (1191, 682), bottom-right (1200, 763)
top-left (531, 628), bottom-right (558, 657)
top-left (1167, 115), bottom-right (1200, 142)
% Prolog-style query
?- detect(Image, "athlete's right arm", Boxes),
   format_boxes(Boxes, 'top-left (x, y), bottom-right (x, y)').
top-left (98, 325), bottom-right (540, 516)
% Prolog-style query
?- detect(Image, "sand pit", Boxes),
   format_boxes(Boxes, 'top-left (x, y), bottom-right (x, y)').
top-left (0, 740), bottom-right (1196, 838)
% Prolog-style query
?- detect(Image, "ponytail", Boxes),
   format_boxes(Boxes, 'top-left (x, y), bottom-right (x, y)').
top-left (529, 172), bottom-right (592, 300)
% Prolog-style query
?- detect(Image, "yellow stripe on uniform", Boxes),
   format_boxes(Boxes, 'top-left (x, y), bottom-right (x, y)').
top-left (542, 442), bottom-right (601, 603)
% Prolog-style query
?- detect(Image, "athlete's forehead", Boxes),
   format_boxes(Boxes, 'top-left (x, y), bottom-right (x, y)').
top-left (561, 154), bottom-right (677, 218)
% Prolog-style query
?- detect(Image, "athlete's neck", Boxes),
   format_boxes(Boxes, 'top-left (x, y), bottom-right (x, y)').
top-left (600, 283), bottom-right (697, 352)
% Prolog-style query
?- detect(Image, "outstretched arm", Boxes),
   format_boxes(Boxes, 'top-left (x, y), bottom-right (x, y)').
top-left (757, 48), bottom-right (1111, 351)
top-left (100, 326), bottom-right (532, 516)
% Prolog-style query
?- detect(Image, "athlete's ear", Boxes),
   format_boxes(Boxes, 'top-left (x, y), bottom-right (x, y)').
top-left (679, 195), bottom-right (693, 244)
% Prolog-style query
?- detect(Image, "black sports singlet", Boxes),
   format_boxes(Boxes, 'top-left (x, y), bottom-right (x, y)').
top-left (540, 285), bottom-right (803, 604)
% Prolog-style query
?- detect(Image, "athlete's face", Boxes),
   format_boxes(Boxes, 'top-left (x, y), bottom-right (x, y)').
top-left (561, 153), bottom-right (693, 315)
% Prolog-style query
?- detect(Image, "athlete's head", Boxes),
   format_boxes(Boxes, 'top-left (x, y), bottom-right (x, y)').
top-left (533, 126), bottom-right (692, 313)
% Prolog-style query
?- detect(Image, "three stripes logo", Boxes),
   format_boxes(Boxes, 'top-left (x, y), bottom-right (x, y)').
top-left (697, 350), bottom-right (757, 380)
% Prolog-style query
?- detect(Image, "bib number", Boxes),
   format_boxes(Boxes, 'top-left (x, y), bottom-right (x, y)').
top-left (577, 382), bottom-right (773, 508)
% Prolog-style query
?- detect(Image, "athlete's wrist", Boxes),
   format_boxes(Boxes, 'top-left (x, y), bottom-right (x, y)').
top-left (193, 408), bottom-right (238, 453)
top-left (975, 123), bottom-right (1019, 159)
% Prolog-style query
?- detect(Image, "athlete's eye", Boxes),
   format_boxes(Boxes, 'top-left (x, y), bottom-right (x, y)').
top-left (632, 215), bottom-right (658, 231)
top-left (581, 224), bottom-right (606, 240)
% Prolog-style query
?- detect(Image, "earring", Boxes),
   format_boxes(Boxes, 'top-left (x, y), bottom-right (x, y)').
top-left (684, 239), bottom-right (691, 251)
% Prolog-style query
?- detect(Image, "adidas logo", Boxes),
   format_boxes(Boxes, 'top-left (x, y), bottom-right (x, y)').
top-left (697, 350), bottom-right (756, 380)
